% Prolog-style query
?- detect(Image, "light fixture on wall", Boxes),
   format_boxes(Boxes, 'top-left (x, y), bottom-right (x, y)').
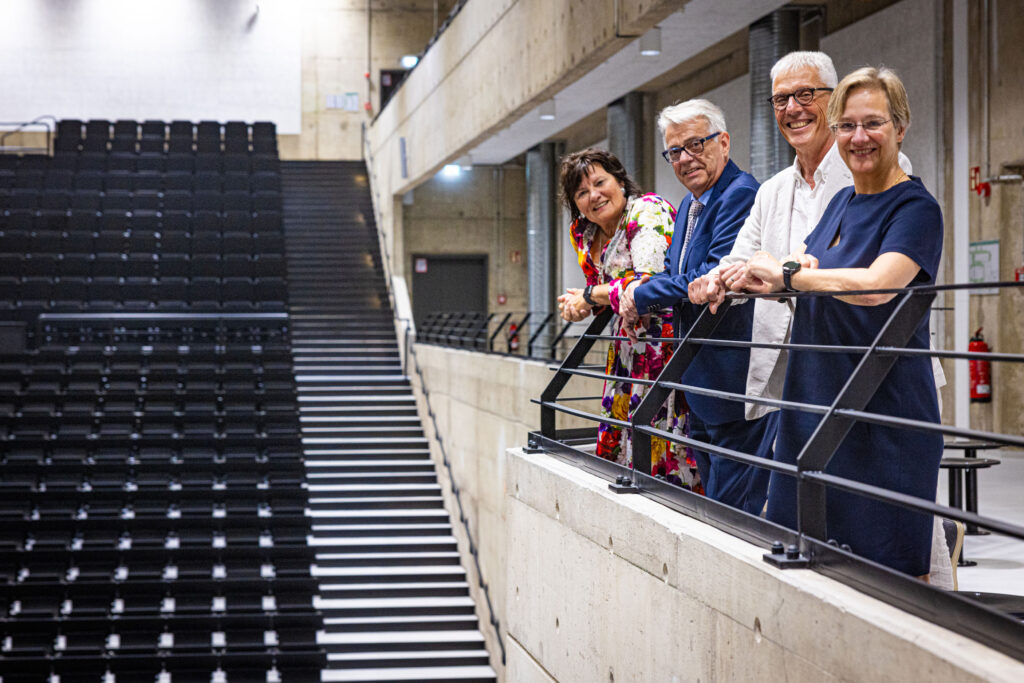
top-left (539, 99), bottom-right (556, 121)
top-left (639, 27), bottom-right (661, 56)
top-left (401, 54), bottom-right (419, 69)
top-left (457, 155), bottom-right (472, 171)
top-left (442, 164), bottom-right (461, 178)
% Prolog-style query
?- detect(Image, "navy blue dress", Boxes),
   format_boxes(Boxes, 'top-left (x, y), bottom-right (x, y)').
top-left (765, 177), bottom-right (943, 576)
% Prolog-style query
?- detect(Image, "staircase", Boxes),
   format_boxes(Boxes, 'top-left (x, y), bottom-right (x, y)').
top-left (281, 161), bottom-right (497, 683)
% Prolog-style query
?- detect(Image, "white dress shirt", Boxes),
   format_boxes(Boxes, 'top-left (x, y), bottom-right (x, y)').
top-left (710, 143), bottom-right (942, 419)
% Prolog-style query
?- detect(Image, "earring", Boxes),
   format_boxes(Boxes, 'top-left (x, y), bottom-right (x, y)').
top-left (620, 186), bottom-right (626, 194)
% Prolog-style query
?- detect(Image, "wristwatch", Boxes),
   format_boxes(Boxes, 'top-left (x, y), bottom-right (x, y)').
top-left (782, 261), bottom-right (802, 292)
top-left (582, 284), bottom-right (597, 306)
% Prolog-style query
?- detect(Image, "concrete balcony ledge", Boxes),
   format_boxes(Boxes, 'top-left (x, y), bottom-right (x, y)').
top-left (504, 447), bottom-right (1024, 682)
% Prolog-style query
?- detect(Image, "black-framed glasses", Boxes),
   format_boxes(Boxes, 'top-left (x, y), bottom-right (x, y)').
top-left (661, 132), bottom-right (721, 163)
top-left (830, 118), bottom-right (892, 136)
top-left (766, 86), bottom-right (833, 110)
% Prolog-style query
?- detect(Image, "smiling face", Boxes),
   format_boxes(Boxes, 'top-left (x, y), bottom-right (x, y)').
top-left (836, 86), bottom-right (905, 187)
top-left (573, 163), bottom-right (627, 232)
top-left (772, 65), bottom-right (834, 157)
top-left (663, 117), bottom-right (730, 197)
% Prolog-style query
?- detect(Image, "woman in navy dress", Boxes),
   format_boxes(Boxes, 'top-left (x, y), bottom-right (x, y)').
top-left (734, 67), bottom-right (943, 577)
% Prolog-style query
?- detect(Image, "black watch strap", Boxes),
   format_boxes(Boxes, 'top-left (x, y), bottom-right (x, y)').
top-left (582, 284), bottom-right (597, 306)
top-left (782, 261), bottom-right (802, 292)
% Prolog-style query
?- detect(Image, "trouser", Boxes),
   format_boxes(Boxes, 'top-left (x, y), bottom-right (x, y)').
top-left (689, 411), bottom-right (778, 515)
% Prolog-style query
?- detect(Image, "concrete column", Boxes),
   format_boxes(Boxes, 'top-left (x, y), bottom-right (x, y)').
top-left (748, 8), bottom-right (801, 181)
top-left (526, 143), bottom-right (558, 343)
top-left (607, 92), bottom-right (647, 187)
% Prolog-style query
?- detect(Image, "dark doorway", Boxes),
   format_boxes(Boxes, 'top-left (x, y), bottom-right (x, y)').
top-left (411, 254), bottom-right (487, 327)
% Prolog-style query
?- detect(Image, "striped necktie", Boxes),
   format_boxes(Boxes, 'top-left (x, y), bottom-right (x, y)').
top-left (678, 199), bottom-right (704, 274)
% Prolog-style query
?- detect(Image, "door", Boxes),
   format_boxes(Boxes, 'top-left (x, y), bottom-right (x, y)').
top-left (411, 254), bottom-right (488, 328)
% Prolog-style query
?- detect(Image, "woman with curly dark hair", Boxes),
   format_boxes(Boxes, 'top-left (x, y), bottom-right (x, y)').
top-left (557, 148), bottom-right (697, 489)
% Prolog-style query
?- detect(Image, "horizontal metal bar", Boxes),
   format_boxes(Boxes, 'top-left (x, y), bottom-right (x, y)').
top-left (556, 366), bottom-right (656, 387)
top-left (587, 335), bottom-right (1024, 364)
top-left (833, 408), bottom-right (1024, 449)
top-left (654, 379), bottom-right (830, 416)
top-left (803, 471), bottom-right (1024, 541)
top-left (732, 279), bottom-right (1024, 300)
top-left (635, 424), bottom-right (799, 476)
top-left (533, 399), bottom-right (630, 429)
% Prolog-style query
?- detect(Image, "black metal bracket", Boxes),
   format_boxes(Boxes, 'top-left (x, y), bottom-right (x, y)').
top-left (763, 541), bottom-right (811, 569)
top-left (608, 475), bottom-right (639, 494)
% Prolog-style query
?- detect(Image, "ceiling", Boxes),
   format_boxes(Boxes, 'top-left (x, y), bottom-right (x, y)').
top-left (466, 0), bottom-right (787, 165)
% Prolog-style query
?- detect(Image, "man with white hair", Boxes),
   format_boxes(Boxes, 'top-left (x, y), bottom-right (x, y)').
top-left (688, 51), bottom-right (951, 588)
top-left (619, 98), bottom-right (769, 515)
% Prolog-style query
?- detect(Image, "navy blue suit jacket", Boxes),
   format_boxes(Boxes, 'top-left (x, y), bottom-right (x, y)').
top-left (633, 159), bottom-right (759, 425)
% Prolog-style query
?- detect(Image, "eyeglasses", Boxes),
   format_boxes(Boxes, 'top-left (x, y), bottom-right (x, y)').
top-left (661, 132), bottom-right (721, 163)
top-left (766, 87), bottom-right (833, 110)
top-left (830, 118), bottom-right (892, 136)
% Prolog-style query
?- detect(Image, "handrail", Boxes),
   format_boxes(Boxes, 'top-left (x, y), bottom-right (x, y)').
top-left (420, 309), bottom-right (577, 360)
top-left (361, 127), bottom-right (506, 666)
top-left (532, 279), bottom-right (1024, 664)
top-left (0, 115), bottom-right (57, 155)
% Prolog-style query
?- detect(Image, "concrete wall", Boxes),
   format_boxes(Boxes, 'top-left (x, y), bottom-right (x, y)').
top-left (505, 447), bottom-right (1024, 683)
top-left (280, 0), bottom-right (456, 160)
top-left (963, 0), bottom-right (1024, 436)
top-left (366, 0), bottom-right (678, 277)
top-left (402, 164), bottom-right (529, 315)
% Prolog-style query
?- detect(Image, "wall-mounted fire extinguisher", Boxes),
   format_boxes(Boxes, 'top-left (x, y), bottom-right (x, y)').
top-left (509, 323), bottom-right (520, 351)
top-left (969, 327), bottom-right (992, 403)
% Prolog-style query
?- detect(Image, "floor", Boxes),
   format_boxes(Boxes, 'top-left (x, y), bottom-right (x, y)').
top-left (939, 449), bottom-right (1024, 595)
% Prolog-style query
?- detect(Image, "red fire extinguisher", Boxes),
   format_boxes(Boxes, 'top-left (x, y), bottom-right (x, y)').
top-left (969, 327), bottom-right (992, 403)
top-left (509, 323), bottom-right (520, 351)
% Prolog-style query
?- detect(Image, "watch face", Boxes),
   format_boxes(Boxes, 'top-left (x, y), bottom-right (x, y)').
top-left (783, 261), bottom-right (801, 271)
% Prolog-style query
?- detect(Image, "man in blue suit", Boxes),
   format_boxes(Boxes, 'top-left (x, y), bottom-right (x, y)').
top-left (620, 99), bottom-right (772, 515)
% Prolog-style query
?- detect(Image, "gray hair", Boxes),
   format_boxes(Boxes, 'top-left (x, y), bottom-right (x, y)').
top-left (770, 51), bottom-right (839, 89)
top-left (656, 99), bottom-right (727, 145)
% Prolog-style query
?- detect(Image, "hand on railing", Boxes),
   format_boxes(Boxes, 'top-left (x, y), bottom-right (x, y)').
top-left (557, 288), bottom-right (591, 323)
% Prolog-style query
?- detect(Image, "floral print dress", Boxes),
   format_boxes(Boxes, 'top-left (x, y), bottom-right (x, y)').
top-left (569, 194), bottom-right (700, 490)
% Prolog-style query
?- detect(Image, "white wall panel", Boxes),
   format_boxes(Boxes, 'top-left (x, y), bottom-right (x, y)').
top-left (0, 0), bottom-right (300, 131)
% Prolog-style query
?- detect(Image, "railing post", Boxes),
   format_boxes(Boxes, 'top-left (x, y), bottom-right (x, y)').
top-left (631, 301), bottom-right (732, 479)
top-left (794, 291), bottom-right (936, 544)
top-left (527, 313), bottom-right (553, 358)
top-left (539, 308), bottom-right (613, 437)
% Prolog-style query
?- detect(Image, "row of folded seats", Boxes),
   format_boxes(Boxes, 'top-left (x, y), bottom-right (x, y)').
top-left (55, 119), bottom-right (278, 156)
top-left (0, 124), bottom-right (322, 677)
top-left (1, 210), bottom-right (281, 233)
top-left (1, 170), bottom-right (280, 192)
top-left (0, 230), bottom-right (284, 256)
top-left (2, 188), bottom-right (280, 213)
top-left (0, 279), bottom-right (288, 312)
top-left (2, 152), bottom-right (279, 174)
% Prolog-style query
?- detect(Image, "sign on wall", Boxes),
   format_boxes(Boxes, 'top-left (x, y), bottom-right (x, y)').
top-left (969, 240), bottom-right (999, 295)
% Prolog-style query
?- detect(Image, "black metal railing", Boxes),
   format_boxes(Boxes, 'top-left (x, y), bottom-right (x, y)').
top-left (419, 309), bottom-right (577, 359)
top-left (532, 280), bottom-right (1024, 663)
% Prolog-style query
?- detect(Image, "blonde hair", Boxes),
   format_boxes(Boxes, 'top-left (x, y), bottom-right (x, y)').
top-left (827, 66), bottom-right (911, 132)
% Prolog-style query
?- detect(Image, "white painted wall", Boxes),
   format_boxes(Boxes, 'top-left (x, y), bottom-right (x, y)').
top-left (0, 0), bottom-right (300, 132)
top-left (653, 73), bottom-right (751, 204)
top-left (822, 0), bottom-right (941, 197)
